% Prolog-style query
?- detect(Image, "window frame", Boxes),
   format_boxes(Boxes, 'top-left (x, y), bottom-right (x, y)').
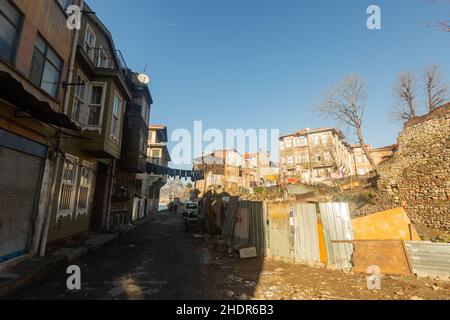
top-left (57, 154), bottom-right (79, 218)
top-left (76, 160), bottom-right (93, 216)
top-left (0, 0), bottom-right (23, 64)
top-left (111, 91), bottom-right (123, 141)
top-left (83, 23), bottom-right (96, 62)
top-left (71, 70), bottom-right (88, 125)
top-left (85, 81), bottom-right (107, 129)
top-left (97, 45), bottom-right (109, 68)
top-left (29, 33), bottom-right (64, 98)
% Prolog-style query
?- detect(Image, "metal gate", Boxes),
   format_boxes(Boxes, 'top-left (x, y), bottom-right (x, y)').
top-left (0, 129), bottom-right (47, 263)
top-left (293, 203), bottom-right (320, 265)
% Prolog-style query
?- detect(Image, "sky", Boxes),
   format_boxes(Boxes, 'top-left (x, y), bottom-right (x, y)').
top-left (90, 0), bottom-right (450, 168)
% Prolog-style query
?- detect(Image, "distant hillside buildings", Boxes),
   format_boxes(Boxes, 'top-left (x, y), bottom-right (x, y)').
top-left (279, 128), bottom-right (397, 186)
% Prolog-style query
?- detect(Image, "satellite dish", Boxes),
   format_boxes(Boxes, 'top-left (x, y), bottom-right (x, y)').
top-left (137, 73), bottom-right (150, 85)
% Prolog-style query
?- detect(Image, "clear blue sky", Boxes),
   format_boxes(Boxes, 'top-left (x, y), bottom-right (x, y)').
top-left (90, 0), bottom-right (449, 167)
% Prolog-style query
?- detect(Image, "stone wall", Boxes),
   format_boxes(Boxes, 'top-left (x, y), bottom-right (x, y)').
top-left (378, 104), bottom-right (450, 237)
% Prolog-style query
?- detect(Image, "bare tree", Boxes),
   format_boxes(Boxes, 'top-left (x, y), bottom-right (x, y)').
top-left (428, 0), bottom-right (450, 32)
top-left (423, 65), bottom-right (448, 111)
top-left (391, 72), bottom-right (420, 121)
top-left (315, 74), bottom-right (378, 174)
top-left (160, 178), bottom-right (184, 201)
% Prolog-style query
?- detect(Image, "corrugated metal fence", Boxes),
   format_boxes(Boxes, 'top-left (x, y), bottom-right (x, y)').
top-left (293, 203), bottom-right (320, 265)
top-left (405, 241), bottom-right (450, 278)
top-left (319, 203), bottom-right (354, 270)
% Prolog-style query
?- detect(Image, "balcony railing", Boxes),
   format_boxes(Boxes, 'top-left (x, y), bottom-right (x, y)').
top-left (80, 45), bottom-right (128, 73)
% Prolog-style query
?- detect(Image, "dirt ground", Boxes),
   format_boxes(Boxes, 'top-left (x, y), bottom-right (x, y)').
top-left (11, 212), bottom-right (450, 300)
top-left (202, 244), bottom-right (450, 301)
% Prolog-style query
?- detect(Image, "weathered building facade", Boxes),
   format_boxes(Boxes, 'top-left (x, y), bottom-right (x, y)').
top-left (0, 0), bottom-right (81, 262)
top-left (47, 2), bottom-right (132, 243)
top-left (110, 71), bottom-right (152, 225)
top-left (279, 128), bottom-right (353, 185)
top-left (136, 125), bottom-right (171, 215)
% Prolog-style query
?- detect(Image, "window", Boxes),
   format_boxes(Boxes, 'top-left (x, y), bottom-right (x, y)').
top-left (148, 131), bottom-right (154, 144)
top-left (97, 46), bottom-right (109, 68)
top-left (152, 148), bottom-right (162, 158)
top-left (141, 100), bottom-right (150, 124)
top-left (0, 0), bottom-right (22, 63)
top-left (76, 161), bottom-right (93, 215)
top-left (111, 92), bottom-right (122, 140)
top-left (57, 155), bottom-right (79, 217)
top-left (287, 156), bottom-right (294, 164)
top-left (316, 154), bottom-right (322, 162)
top-left (57, 0), bottom-right (73, 10)
top-left (84, 23), bottom-right (96, 61)
top-left (285, 138), bottom-right (292, 148)
top-left (71, 72), bottom-right (87, 123)
top-left (140, 135), bottom-right (147, 154)
top-left (313, 135), bottom-right (320, 145)
top-left (29, 35), bottom-right (63, 98)
top-left (87, 83), bottom-right (106, 126)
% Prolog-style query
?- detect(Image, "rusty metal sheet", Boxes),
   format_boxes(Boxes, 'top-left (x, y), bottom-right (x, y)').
top-left (405, 241), bottom-right (450, 279)
top-left (233, 201), bottom-right (250, 249)
top-left (267, 202), bottom-right (292, 259)
top-left (222, 196), bottom-right (239, 239)
top-left (248, 201), bottom-right (266, 257)
top-left (352, 240), bottom-right (411, 275)
top-left (319, 203), bottom-right (354, 270)
top-left (293, 203), bottom-right (320, 265)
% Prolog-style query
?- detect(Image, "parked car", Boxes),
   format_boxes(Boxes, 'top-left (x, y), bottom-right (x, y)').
top-left (184, 201), bottom-right (199, 218)
top-left (183, 201), bottom-right (201, 231)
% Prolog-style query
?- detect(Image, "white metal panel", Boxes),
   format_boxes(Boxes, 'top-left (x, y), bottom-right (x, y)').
top-left (319, 203), bottom-right (354, 270)
top-left (293, 203), bottom-right (320, 265)
top-left (405, 241), bottom-right (450, 278)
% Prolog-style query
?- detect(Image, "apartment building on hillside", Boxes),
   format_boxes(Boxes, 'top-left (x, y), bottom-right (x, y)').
top-left (279, 128), bottom-right (353, 185)
top-left (194, 149), bottom-right (243, 194)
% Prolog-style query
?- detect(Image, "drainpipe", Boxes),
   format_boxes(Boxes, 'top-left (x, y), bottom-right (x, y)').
top-left (63, 0), bottom-right (85, 115)
top-left (39, 1), bottom-right (86, 256)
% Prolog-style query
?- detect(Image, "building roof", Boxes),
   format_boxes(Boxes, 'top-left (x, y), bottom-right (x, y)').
top-left (279, 127), bottom-right (345, 140)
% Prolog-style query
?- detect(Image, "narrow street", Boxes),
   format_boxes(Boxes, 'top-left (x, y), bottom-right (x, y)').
top-left (11, 211), bottom-right (450, 301)
top-left (13, 211), bottom-right (215, 300)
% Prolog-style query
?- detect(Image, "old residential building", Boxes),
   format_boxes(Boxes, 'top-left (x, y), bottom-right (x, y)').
top-left (47, 2), bottom-right (132, 243)
top-left (350, 144), bottom-right (397, 177)
top-left (242, 152), bottom-right (278, 188)
top-left (194, 149), bottom-right (243, 194)
top-left (110, 70), bottom-right (152, 226)
top-left (279, 128), bottom-right (353, 185)
top-left (136, 125), bottom-right (171, 215)
top-left (0, 0), bottom-right (81, 263)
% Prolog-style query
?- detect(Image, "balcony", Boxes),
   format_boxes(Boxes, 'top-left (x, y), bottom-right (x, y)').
top-left (76, 45), bottom-right (128, 79)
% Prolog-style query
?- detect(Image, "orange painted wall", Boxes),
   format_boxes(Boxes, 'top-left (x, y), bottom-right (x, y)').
top-left (317, 221), bottom-right (328, 264)
top-left (352, 208), bottom-right (421, 241)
